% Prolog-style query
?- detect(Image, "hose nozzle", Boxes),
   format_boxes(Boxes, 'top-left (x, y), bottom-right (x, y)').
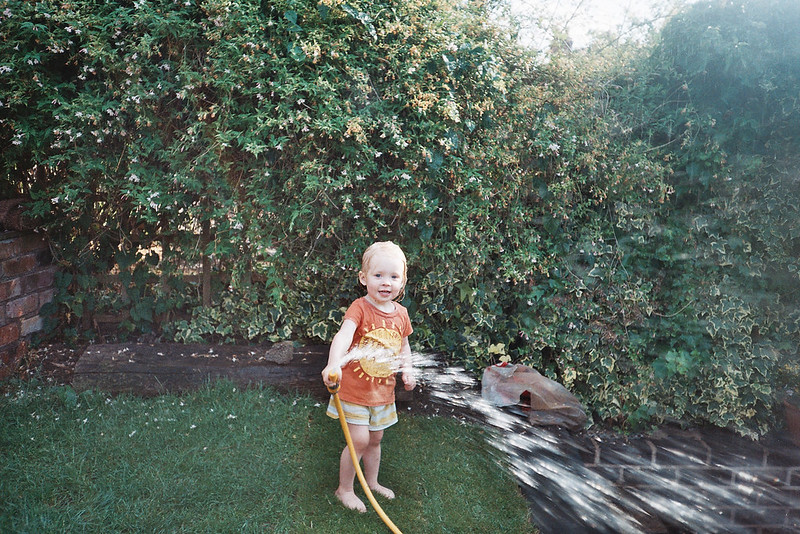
top-left (327, 372), bottom-right (340, 394)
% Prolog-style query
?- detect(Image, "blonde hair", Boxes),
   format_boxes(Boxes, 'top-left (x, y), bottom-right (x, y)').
top-left (360, 241), bottom-right (408, 300)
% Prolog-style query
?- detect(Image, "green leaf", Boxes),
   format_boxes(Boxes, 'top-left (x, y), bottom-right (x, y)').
top-left (284, 11), bottom-right (302, 32)
top-left (287, 42), bottom-right (306, 62)
top-left (341, 4), bottom-right (377, 40)
top-left (311, 322), bottom-right (328, 340)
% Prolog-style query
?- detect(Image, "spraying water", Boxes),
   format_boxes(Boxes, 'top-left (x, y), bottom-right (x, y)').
top-left (402, 351), bottom-right (800, 534)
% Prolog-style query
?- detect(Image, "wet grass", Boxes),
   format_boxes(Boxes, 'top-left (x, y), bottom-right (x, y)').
top-left (0, 380), bottom-right (534, 533)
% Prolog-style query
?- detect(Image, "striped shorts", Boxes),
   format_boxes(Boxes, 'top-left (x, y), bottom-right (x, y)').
top-left (326, 398), bottom-right (398, 431)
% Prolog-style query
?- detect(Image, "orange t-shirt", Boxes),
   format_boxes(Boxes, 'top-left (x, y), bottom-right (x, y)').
top-left (338, 297), bottom-right (413, 406)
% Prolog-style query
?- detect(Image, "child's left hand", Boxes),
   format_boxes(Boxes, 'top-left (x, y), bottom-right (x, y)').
top-left (402, 371), bottom-right (416, 391)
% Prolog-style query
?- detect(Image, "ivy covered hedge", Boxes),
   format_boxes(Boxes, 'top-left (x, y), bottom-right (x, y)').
top-left (605, 0), bottom-right (800, 435)
top-left (2, 0), bottom-right (798, 436)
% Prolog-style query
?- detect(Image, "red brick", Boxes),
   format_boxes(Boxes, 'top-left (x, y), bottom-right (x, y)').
top-left (38, 266), bottom-right (57, 288)
top-left (20, 233), bottom-right (48, 253)
top-left (734, 468), bottom-right (786, 486)
top-left (39, 288), bottom-right (56, 307)
top-left (18, 272), bottom-right (39, 294)
top-left (6, 294), bottom-right (39, 318)
top-left (2, 253), bottom-right (39, 277)
top-left (20, 315), bottom-right (43, 336)
top-left (0, 234), bottom-right (47, 261)
top-left (0, 322), bottom-right (20, 345)
top-left (19, 268), bottom-right (55, 295)
top-left (0, 236), bottom-right (21, 261)
top-left (0, 278), bottom-right (21, 301)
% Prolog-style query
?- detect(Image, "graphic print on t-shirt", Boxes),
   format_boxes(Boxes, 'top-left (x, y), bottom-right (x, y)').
top-left (353, 318), bottom-right (402, 383)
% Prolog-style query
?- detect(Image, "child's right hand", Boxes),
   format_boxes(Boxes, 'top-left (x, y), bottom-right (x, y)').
top-left (321, 365), bottom-right (341, 388)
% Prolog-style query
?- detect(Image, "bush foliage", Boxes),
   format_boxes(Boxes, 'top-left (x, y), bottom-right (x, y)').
top-left (604, 0), bottom-right (800, 435)
top-left (2, 0), bottom-right (798, 436)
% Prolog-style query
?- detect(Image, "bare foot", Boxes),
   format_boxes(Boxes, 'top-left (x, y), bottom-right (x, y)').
top-left (335, 489), bottom-right (366, 513)
top-left (369, 484), bottom-right (395, 499)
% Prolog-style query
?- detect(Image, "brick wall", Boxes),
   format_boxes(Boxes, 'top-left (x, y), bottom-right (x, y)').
top-left (0, 231), bottom-right (57, 379)
top-left (577, 427), bottom-right (800, 533)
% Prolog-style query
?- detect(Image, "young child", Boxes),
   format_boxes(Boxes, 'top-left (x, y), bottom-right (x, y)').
top-left (321, 241), bottom-right (416, 513)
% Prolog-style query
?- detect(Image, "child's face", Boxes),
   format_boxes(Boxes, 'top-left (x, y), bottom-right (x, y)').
top-left (359, 252), bottom-right (405, 305)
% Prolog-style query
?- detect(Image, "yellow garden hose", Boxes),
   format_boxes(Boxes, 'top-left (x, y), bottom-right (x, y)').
top-left (327, 372), bottom-right (403, 534)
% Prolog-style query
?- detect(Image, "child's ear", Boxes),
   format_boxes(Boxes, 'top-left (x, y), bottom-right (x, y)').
top-left (358, 271), bottom-right (367, 285)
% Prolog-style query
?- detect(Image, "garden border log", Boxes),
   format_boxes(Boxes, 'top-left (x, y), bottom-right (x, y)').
top-left (72, 341), bottom-right (414, 402)
top-left (73, 342), bottom-right (331, 398)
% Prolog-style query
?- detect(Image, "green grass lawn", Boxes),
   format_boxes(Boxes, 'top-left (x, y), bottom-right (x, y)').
top-left (1, 380), bottom-right (534, 533)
